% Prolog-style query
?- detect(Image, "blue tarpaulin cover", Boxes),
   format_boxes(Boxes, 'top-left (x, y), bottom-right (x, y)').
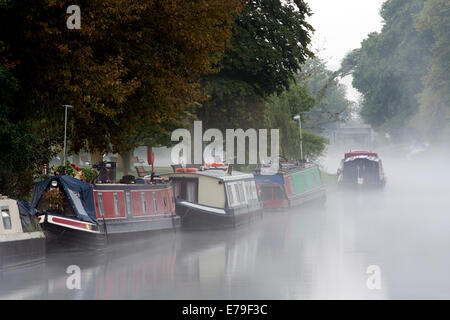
top-left (17, 200), bottom-right (41, 232)
top-left (31, 175), bottom-right (97, 223)
top-left (253, 173), bottom-right (284, 185)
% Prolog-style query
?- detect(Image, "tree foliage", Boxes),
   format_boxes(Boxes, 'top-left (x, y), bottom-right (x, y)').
top-left (0, 66), bottom-right (51, 198)
top-left (416, 0), bottom-right (450, 106)
top-left (296, 58), bottom-right (354, 131)
top-left (198, 0), bottom-right (314, 131)
top-left (342, 0), bottom-right (450, 144)
top-left (0, 0), bottom-right (244, 153)
top-left (342, 0), bottom-right (434, 137)
top-left (412, 0), bottom-right (450, 143)
top-left (264, 57), bottom-right (353, 161)
top-left (0, 0), bottom-right (244, 197)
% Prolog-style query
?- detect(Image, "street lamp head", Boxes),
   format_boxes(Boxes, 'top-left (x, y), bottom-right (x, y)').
top-left (62, 104), bottom-right (73, 108)
top-left (293, 115), bottom-right (300, 121)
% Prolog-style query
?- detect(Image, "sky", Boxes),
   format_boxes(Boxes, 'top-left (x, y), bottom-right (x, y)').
top-left (306, 0), bottom-right (386, 102)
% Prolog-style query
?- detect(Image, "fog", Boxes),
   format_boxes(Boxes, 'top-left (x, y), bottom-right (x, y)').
top-left (1, 147), bottom-right (450, 299)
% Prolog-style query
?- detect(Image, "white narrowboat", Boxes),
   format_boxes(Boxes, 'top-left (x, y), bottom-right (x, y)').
top-left (0, 195), bottom-right (45, 269)
top-left (161, 164), bottom-right (263, 229)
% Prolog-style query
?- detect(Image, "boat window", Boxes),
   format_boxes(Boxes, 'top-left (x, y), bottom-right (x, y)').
top-left (251, 181), bottom-right (258, 199)
top-left (226, 184), bottom-right (235, 206)
top-left (238, 183), bottom-right (246, 202)
top-left (273, 186), bottom-right (284, 200)
top-left (1, 206), bottom-right (12, 230)
top-left (113, 193), bottom-right (120, 216)
top-left (302, 173), bottom-right (308, 190)
top-left (245, 182), bottom-right (252, 200)
top-left (186, 182), bottom-right (196, 203)
top-left (311, 171), bottom-right (317, 187)
top-left (289, 177), bottom-right (296, 194)
top-left (233, 184), bottom-right (241, 203)
top-left (153, 192), bottom-right (157, 212)
top-left (261, 186), bottom-right (273, 201)
top-left (125, 192), bottom-right (132, 216)
top-left (174, 181), bottom-right (181, 200)
top-left (97, 193), bottom-right (105, 217)
top-left (141, 192), bottom-right (146, 213)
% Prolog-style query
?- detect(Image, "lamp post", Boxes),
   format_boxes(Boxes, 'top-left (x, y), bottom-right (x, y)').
top-left (62, 105), bottom-right (73, 165)
top-left (293, 114), bottom-right (303, 162)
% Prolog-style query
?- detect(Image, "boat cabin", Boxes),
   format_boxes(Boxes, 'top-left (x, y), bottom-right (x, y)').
top-left (161, 166), bottom-right (262, 229)
top-left (0, 196), bottom-right (45, 269)
top-left (337, 150), bottom-right (386, 187)
top-left (31, 174), bottom-right (179, 249)
top-left (254, 163), bottom-right (326, 209)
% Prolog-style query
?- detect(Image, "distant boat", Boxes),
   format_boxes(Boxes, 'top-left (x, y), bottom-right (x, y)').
top-left (31, 174), bottom-right (180, 249)
top-left (253, 161), bottom-right (326, 209)
top-left (161, 164), bottom-right (263, 229)
top-left (0, 195), bottom-right (45, 269)
top-left (337, 150), bottom-right (386, 188)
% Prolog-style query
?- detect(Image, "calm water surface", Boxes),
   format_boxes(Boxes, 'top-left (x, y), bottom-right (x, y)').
top-left (1, 154), bottom-right (450, 299)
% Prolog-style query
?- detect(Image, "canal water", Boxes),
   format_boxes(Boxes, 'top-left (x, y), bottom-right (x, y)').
top-left (1, 152), bottom-right (450, 299)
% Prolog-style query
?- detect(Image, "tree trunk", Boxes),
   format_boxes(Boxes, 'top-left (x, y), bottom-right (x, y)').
top-left (119, 150), bottom-right (133, 177)
top-left (90, 151), bottom-right (103, 165)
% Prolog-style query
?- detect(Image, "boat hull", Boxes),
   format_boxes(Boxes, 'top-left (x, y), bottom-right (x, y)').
top-left (40, 213), bottom-right (180, 250)
top-left (337, 181), bottom-right (386, 189)
top-left (255, 165), bottom-right (327, 210)
top-left (176, 202), bottom-right (261, 230)
top-left (39, 214), bottom-right (106, 250)
top-left (0, 233), bottom-right (45, 269)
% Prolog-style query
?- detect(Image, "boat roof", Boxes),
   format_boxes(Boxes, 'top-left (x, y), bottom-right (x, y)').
top-left (254, 162), bottom-right (318, 175)
top-left (344, 155), bottom-right (380, 162)
top-left (344, 150), bottom-right (378, 158)
top-left (161, 169), bottom-right (254, 181)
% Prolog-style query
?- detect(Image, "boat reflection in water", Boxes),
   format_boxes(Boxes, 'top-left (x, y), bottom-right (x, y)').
top-left (1, 204), bottom-right (328, 299)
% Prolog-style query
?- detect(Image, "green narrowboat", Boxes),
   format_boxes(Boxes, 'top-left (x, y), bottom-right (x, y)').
top-left (253, 162), bottom-right (326, 209)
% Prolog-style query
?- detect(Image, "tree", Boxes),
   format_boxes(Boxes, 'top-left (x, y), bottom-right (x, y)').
top-left (198, 0), bottom-right (314, 132)
top-left (0, 66), bottom-right (51, 198)
top-left (296, 57), bottom-right (353, 132)
top-left (342, 0), bottom-right (433, 138)
top-left (0, 0), bottom-right (244, 152)
top-left (0, 0), bottom-right (244, 196)
top-left (264, 57), bottom-right (353, 161)
top-left (416, 0), bottom-right (450, 107)
top-left (413, 0), bottom-right (450, 143)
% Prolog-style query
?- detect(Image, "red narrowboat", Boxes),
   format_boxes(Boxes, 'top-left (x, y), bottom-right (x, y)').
top-left (31, 174), bottom-right (180, 249)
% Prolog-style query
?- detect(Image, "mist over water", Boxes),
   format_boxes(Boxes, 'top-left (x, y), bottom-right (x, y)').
top-left (1, 147), bottom-right (450, 299)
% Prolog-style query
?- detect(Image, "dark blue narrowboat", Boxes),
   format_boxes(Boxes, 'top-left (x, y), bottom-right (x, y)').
top-left (337, 150), bottom-right (386, 188)
top-left (31, 175), bottom-right (179, 249)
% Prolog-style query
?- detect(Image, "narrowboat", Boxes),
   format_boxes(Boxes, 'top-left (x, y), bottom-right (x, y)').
top-left (0, 195), bottom-right (45, 269)
top-left (253, 162), bottom-right (326, 209)
top-left (161, 164), bottom-right (263, 229)
top-left (337, 150), bottom-right (386, 188)
top-left (31, 174), bottom-right (180, 249)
